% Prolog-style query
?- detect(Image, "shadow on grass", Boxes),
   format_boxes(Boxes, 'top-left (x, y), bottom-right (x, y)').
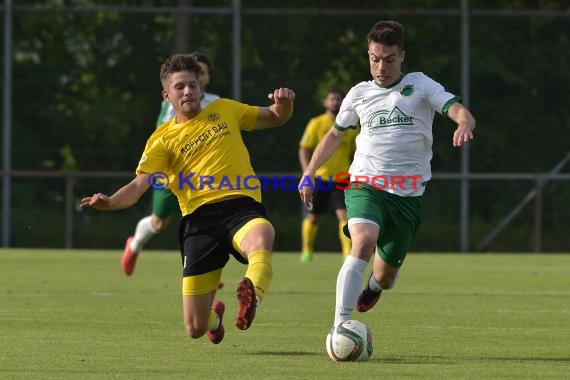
top-left (372, 355), bottom-right (570, 364)
top-left (247, 351), bottom-right (570, 363)
top-left (247, 351), bottom-right (321, 356)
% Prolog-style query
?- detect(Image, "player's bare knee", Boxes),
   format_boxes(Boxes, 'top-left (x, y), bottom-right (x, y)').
top-left (260, 230), bottom-right (275, 247)
top-left (351, 240), bottom-right (376, 258)
top-left (248, 227), bottom-right (275, 250)
top-left (306, 213), bottom-right (318, 223)
top-left (184, 322), bottom-right (206, 339)
top-left (152, 217), bottom-right (170, 232)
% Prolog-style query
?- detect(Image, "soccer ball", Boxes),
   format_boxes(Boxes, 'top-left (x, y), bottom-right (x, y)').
top-left (326, 320), bottom-right (373, 362)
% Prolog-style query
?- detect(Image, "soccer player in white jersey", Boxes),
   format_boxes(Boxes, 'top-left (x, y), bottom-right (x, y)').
top-left (298, 20), bottom-right (476, 329)
top-left (122, 52), bottom-right (220, 276)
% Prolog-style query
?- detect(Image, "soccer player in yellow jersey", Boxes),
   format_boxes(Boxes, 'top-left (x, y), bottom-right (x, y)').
top-left (81, 53), bottom-right (295, 344)
top-left (122, 52), bottom-right (221, 277)
top-left (298, 89), bottom-right (357, 262)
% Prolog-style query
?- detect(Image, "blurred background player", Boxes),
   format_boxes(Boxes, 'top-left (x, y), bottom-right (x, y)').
top-left (298, 89), bottom-right (357, 262)
top-left (122, 52), bottom-right (220, 276)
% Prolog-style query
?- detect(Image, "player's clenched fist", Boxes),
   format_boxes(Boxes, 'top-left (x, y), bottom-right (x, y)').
top-left (268, 88), bottom-right (295, 104)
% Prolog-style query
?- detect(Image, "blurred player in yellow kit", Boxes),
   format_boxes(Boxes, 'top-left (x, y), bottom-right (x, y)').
top-left (298, 89), bottom-right (358, 262)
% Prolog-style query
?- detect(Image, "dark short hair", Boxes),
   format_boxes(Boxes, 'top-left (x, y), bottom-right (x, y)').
top-left (188, 51), bottom-right (213, 74)
top-left (160, 53), bottom-right (202, 84)
top-left (326, 88), bottom-right (345, 99)
top-left (367, 20), bottom-right (405, 51)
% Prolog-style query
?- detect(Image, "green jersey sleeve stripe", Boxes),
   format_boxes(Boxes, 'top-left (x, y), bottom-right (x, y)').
top-left (333, 122), bottom-right (357, 131)
top-left (442, 95), bottom-right (462, 117)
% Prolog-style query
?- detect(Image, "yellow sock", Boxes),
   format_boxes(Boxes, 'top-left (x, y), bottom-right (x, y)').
top-left (245, 250), bottom-right (273, 303)
top-left (207, 309), bottom-right (218, 331)
top-left (339, 221), bottom-right (351, 257)
top-left (301, 218), bottom-right (318, 253)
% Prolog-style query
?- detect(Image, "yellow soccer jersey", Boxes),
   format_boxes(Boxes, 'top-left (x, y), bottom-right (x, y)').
top-left (299, 113), bottom-right (358, 179)
top-left (137, 98), bottom-right (261, 215)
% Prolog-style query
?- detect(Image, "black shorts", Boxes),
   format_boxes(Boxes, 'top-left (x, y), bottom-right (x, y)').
top-left (306, 182), bottom-right (346, 214)
top-left (178, 197), bottom-right (268, 277)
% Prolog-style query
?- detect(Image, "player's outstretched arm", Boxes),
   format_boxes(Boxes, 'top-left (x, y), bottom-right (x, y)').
top-left (80, 173), bottom-right (151, 211)
top-left (253, 87), bottom-right (295, 130)
top-left (448, 102), bottom-right (476, 147)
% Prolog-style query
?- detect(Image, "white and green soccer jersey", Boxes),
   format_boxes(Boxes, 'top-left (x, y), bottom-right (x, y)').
top-left (155, 92), bottom-right (221, 127)
top-left (335, 72), bottom-right (460, 196)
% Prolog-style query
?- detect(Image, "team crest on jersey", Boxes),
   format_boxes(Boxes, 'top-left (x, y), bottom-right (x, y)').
top-left (400, 85), bottom-right (414, 97)
top-left (367, 106), bottom-right (414, 133)
top-left (208, 113), bottom-right (220, 122)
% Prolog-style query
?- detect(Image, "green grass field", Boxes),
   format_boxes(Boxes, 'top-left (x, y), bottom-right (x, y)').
top-left (1, 250), bottom-right (569, 379)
